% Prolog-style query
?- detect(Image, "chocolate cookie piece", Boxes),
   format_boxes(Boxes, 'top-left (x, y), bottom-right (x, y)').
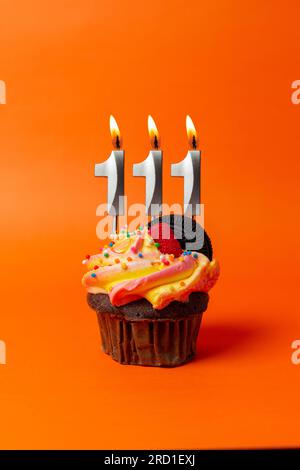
top-left (87, 292), bottom-right (209, 320)
top-left (148, 214), bottom-right (213, 261)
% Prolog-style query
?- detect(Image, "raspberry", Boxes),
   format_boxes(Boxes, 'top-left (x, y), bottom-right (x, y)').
top-left (149, 222), bottom-right (182, 257)
top-left (149, 215), bottom-right (213, 261)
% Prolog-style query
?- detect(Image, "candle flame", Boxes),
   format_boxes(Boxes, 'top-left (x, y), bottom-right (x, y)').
top-left (186, 115), bottom-right (198, 149)
top-left (110, 115), bottom-right (122, 149)
top-left (148, 115), bottom-right (160, 149)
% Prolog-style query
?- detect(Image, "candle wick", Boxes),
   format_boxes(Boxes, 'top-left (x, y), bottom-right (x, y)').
top-left (192, 135), bottom-right (197, 150)
top-left (154, 135), bottom-right (159, 149)
top-left (116, 135), bottom-right (121, 149)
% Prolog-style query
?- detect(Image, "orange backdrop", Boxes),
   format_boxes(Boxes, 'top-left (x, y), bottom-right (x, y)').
top-left (0, 0), bottom-right (300, 449)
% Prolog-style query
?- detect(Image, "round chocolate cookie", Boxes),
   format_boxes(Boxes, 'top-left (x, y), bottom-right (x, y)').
top-left (148, 214), bottom-right (213, 261)
top-left (87, 291), bottom-right (209, 320)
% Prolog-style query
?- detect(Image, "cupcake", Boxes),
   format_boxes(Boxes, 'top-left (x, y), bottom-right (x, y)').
top-left (82, 220), bottom-right (219, 367)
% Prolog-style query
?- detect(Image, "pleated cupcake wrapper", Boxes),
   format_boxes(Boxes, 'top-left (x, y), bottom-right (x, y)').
top-left (96, 312), bottom-right (203, 367)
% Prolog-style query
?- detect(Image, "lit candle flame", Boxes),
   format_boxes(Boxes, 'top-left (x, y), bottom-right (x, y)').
top-left (110, 115), bottom-right (122, 149)
top-left (148, 115), bottom-right (160, 149)
top-left (186, 115), bottom-right (198, 150)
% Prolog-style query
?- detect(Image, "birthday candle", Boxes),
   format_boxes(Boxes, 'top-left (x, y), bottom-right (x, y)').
top-left (171, 115), bottom-right (201, 216)
top-left (95, 115), bottom-right (125, 232)
top-left (133, 115), bottom-right (163, 218)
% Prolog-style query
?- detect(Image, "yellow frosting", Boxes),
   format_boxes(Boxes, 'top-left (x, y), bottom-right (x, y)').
top-left (82, 227), bottom-right (219, 310)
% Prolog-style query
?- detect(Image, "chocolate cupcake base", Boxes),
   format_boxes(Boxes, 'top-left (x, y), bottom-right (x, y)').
top-left (88, 292), bottom-right (209, 367)
top-left (97, 312), bottom-right (203, 367)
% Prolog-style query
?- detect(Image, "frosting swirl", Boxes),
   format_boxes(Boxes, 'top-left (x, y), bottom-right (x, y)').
top-left (82, 227), bottom-right (219, 310)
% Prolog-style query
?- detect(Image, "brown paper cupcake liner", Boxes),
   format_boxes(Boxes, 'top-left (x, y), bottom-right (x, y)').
top-left (96, 312), bottom-right (203, 367)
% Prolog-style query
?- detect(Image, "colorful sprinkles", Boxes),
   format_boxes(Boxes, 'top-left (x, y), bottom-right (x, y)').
top-left (183, 250), bottom-right (192, 256)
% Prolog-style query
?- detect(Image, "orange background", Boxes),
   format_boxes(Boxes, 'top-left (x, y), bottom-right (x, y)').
top-left (0, 0), bottom-right (300, 449)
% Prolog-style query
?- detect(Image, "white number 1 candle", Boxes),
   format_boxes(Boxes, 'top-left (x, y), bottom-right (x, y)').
top-left (95, 115), bottom-right (124, 233)
top-left (171, 115), bottom-right (201, 216)
top-left (133, 115), bottom-right (163, 218)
